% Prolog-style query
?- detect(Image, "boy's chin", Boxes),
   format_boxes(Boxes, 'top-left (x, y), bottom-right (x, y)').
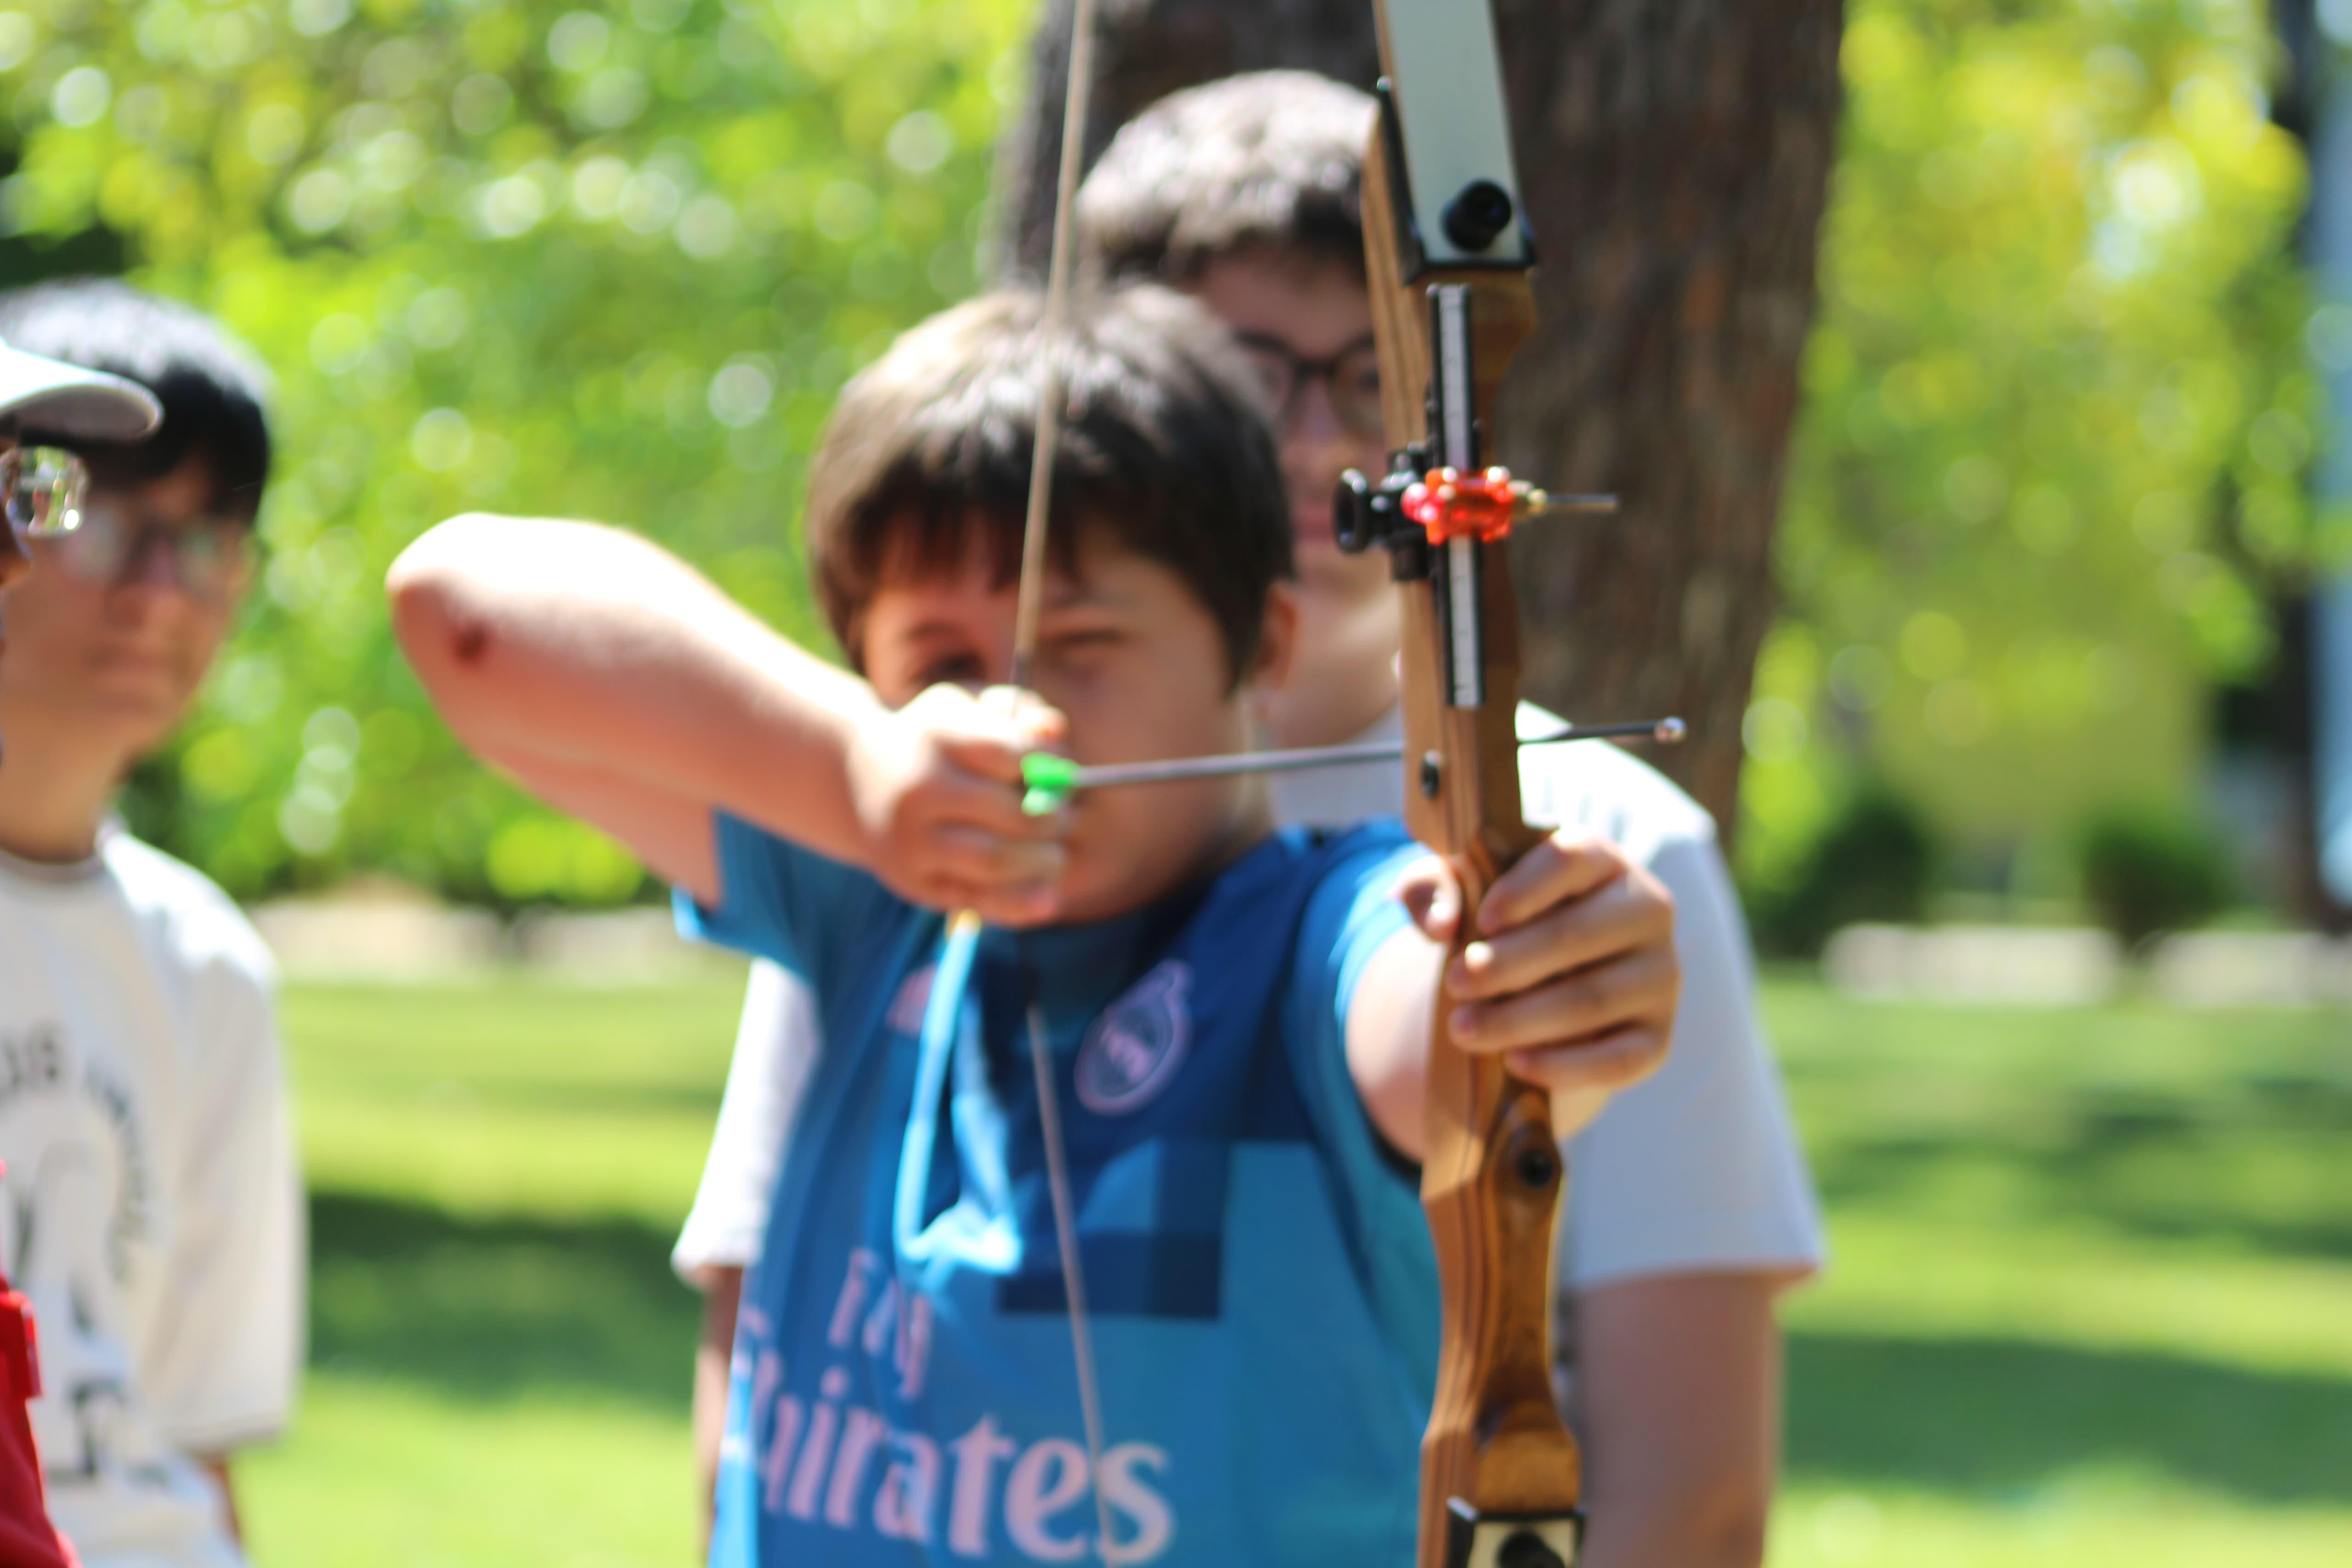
top-left (1293, 536), bottom-right (1392, 598)
top-left (57, 682), bottom-right (185, 756)
top-left (1028, 864), bottom-right (1148, 928)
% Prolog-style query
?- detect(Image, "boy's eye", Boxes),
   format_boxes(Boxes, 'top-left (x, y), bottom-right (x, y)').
top-left (916, 653), bottom-right (987, 688)
top-left (1045, 628), bottom-right (1123, 660)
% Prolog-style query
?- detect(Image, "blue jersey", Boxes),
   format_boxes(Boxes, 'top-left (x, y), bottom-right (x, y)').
top-left (678, 814), bottom-right (1438, 1567)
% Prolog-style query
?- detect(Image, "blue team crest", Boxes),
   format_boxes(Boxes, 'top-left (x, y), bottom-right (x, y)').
top-left (1075, 962), bottom-right (1193, 1115)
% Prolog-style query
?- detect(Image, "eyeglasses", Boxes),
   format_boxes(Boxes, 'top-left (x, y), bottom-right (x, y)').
top-left (42, 500), bottom-right (255, 606)
top-left (1231, 331), bottom-right (1386, 443)
top-left (2, 446), bottom-right (90, 541)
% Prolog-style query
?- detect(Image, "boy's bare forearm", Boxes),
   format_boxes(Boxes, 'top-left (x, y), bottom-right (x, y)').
top-left (388, 514), bottom-right (881, 870)
top-left (1572, 1273), bottom-right (1780, 1568)
top-left (694, 1268), bottom-right (745, 1554)
top-left (1346, 923), bottom-right (1443, 1160)
top-left (196, 1456), bottom-right (242, 1545)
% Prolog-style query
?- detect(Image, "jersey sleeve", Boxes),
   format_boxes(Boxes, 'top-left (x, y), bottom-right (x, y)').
top-left (1281, 833), bottom-right (1439, 1364)
top-left (142, 950), bottom-right (304, 1452)
top-left (1283, 834), bottom-right (1420, 1139)
top-left (673, 809), bottom-right (898, 991)
top-left (673, 959), bottom-right (823, 1287)
top-left (1559, 821), bottom-right (1826, 1291)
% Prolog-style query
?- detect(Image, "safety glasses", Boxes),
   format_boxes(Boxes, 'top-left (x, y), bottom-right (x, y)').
top-left (42, 500), bottom-right (255, 607)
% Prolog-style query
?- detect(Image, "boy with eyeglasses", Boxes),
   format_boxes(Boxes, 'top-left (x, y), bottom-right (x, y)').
top-left (678, 73), bottom-right (1823, 1567)
top-left (0, 278), bottom-right (300, 1568)
top-left (0, 323), bottom-right (159, 1568)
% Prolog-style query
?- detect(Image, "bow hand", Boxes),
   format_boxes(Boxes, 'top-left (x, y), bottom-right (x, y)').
top-left (1400, 835), bottom-right (1679, 1132)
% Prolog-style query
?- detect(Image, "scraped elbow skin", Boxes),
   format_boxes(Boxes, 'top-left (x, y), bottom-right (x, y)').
top-left (451, 619), bottom-right (492, 667)
top-left (388, 565), bottom-right (484, 675)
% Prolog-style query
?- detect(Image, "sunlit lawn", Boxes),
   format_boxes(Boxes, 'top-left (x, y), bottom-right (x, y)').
top-left (1768, 984), bottom-right (2352, 1566)
top-left (237, 973), bottom-right (2352, 1566)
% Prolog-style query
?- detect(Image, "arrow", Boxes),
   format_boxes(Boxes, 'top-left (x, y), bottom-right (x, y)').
top-left (1020, 717), bottom-right (1687, 814)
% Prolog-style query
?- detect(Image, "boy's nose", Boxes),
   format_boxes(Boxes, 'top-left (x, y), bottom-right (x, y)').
top-left (120, 532), bottom-right (191, 594)
top-left (1281, 380), bottom-right (1368, 493)
top-left (103, 537), bottom-right (204, 628)
top-left (985, 628), bottom-right (1022, 690)
top-left (1284, 375), bottom-right (1347, 445)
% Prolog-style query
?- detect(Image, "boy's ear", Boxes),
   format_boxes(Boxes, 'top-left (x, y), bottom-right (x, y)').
top-left (1248, 580), bottom-right (1300, 700)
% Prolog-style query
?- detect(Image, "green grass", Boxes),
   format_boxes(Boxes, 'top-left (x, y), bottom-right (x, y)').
top-left (244, 977), bottom-right (748, 1568)
top-left (1767, 982), bottom-right (2352, 1566)
top-left (234, 973), bottom-right (2352, 1565)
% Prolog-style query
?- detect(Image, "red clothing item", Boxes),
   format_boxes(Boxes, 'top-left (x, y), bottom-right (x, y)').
top-left (1, 1271), bottom-right (75, 1568)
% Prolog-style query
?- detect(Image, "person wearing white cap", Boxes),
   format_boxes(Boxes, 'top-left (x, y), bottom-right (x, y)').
top-left (0, 279), bottom-right (298, 1568)
top-left (0, 328), bottom-right (158, 602)
top-left (0, 321), bottom-right (157, 1568)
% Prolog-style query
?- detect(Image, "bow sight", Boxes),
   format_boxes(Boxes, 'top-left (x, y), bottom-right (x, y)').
top-left (1336, 456), bottom-right (1619, 566)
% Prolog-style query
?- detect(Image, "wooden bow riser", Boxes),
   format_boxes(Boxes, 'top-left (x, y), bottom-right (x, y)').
top-left (1359, 47), bottom-right (1586, 1568)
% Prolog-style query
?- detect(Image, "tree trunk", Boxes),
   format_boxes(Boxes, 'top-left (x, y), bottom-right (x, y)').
top-left (995, 0), bottom-right (1844, 836)
top-left (2268, 0), bottom-right (2352, 928)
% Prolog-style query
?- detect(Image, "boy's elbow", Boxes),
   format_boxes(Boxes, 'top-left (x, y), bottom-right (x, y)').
top-left (1588, 1443), bottom-right (1773, 1568)
top-left (387, 515), bottom-right (512, 672)
top-left (388, 513), bottom-right (503, 605)
top-left (387, 515), bottom-right (532, 742)
top-left (384, 545), bottom-right (443, 653)
top-left (1697, 1476), bottom-right (1772, 1568)
top-left (1654, 1465), bottom-right (1772, 1568)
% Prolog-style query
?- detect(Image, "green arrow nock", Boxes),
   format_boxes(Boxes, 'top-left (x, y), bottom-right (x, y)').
top-left (1021, 752), bottom-right (1080, 816)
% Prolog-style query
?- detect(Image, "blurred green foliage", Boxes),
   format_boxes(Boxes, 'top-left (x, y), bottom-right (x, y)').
top-left (2078, 802), bottom-right (2233, 947)
top-left (1748, 783), bottom-right (1936, 956)
top-left (0, 0), bottom-right (1027, 902)
top-left (0, 0), bottom-right (2325, 916)
top-left (1741, 0), bottom-right (2317, 914)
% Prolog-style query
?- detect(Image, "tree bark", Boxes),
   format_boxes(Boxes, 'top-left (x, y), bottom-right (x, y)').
top-left (995, 0), bottom-right (1844, 836)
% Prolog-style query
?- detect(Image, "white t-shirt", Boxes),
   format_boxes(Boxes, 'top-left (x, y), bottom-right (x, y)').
top-left (0, 828), bottom-right (303, 1568)
top-left (675, 703), bottom-right (1823, 1293)
top-left (671, 959), bottom-right (820, 1287)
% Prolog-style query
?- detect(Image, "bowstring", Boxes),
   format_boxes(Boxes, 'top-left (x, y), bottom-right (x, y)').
top-left (1006, 0), bottom-right (1119, 1560)
top-left (1011, 0), bottom-right (1102, 692)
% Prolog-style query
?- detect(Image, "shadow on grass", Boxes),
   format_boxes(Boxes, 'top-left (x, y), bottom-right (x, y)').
top-left (1790, 1330), bottom-right (2352, 1505)
top-left (308, 1189), bottom-right (701, 1411)
top-left (1804, 1074), bottom-right (2352, 1261)
top-left (309, 1186), bottom-right (2352, 1506)
top-left (387, 1076), bottom-right (727, 1120)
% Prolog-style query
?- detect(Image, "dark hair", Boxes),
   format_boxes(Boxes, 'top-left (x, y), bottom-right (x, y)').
top-left (805, 284), bottom-right (1291, 683)
top-left (0, 277), bottom-right (272, 521)
top-left (1076, 71), bottom-right (1375, 285)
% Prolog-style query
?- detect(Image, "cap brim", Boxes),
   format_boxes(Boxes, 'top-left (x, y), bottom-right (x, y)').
top-left (0, 341), bottom-right (161, 442)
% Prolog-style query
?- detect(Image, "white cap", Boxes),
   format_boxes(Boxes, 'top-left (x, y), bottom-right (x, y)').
top-left (0, 336), bottom-right (161, 442)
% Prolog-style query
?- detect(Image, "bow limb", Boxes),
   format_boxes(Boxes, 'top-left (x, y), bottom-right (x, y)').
top-left (1358, 2), bottom-right (1586, 1565)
